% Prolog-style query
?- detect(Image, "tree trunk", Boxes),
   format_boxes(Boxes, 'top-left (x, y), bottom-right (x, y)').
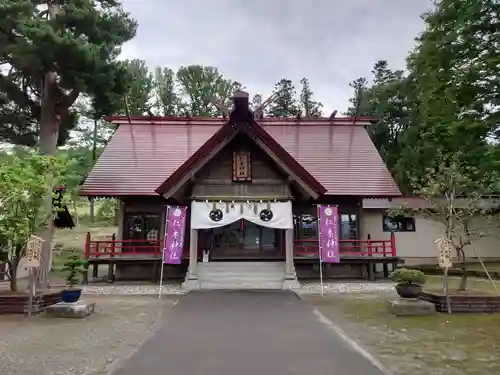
top-left (8, 259), bottom-right (18, 292)
top-left (37, 71), bottom-right (61, 289)
top-left (457, 247), bottom-right (467, 291)
top-left (89, 198), bottom-right (95, 223)
top-left (72, 200), bottom-right (79, 226)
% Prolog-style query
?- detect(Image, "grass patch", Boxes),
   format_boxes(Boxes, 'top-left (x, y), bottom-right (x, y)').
top-left (424, 275), bottom-right (500, 295)
top-left (52, 199), bottom-right (117, 278)
top-left (309, 294), bottom-right (500, 375)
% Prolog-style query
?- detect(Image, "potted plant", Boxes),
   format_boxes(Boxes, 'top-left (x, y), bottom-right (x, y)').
top-left (391, 268), bottom-right (426, 298)
top-left (61, 251), bottom-right (88, 303)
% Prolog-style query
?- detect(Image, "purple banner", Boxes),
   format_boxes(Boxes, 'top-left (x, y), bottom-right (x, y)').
top-left (163, 206), bottom-right (187, 264)
top-left (317, 205), bottom-right (340, 263)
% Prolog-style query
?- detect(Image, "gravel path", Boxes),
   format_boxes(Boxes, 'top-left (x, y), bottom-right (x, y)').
top-left (300, 281), bottom-right (394, 294)
top-left (81, 281), bottom-right (394, 296)
top-left (0, 296), bottom-right (176, 375)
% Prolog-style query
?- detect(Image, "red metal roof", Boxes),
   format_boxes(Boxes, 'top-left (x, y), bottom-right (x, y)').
top-left (155, 117), bottom-right (326, 197)
top-left (80, 116), bottom-right (401, 197)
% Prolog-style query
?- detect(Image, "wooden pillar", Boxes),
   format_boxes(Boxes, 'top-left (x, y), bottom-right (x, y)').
top-left (285, 229), bottom-right (294, 277)
top-left (107, 263), bottom-right (114, 283)
top-left (188, 229), bottom-right (198, 278)
top-left (183, 228), bottom-right (200, 290)
top-left (283, 228), bottom-right (300, 289)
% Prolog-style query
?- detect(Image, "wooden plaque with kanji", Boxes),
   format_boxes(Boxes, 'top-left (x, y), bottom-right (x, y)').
top-left (232, 151), bottom-right (252, 181)
top-left (436, 237), bottom-right (453, 269)
top-left (26, 235), bottom-right (44, 268)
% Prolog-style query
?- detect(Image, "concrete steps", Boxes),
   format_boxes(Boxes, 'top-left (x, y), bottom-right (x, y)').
top-left (196, 262), bottom-right (288, 290)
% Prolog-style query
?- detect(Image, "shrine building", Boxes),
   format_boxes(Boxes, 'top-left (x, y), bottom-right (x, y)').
top-left (80, 91), bottom-right (407, 289)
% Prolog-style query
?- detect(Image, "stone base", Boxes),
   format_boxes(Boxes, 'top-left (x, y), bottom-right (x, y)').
top-left (282, 278), bottom-right (301, 290)
top-left (45, 301), bottom-right (95, 319)
top-left (387, 298), bottom-right (436, 316)
top-left (182, 277), bottom-right (200, 291)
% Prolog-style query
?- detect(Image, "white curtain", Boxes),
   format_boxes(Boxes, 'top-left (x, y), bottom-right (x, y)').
top-left (190, 201), bottom-right (293, 229)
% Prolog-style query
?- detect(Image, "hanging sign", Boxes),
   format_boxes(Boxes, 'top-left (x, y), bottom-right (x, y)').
top-left (163, 206), bottom-right (187, 264)
top-left (435, 237), bottom-right (453, 269)
top-left (318, 205), bottom-right (340, 263)
top-left (26, 235), bottom-right (44, 268)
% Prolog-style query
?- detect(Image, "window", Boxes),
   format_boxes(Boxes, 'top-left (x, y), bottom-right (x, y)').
top-left (293, 211), bottom-right (358, 241)
top-left (382, 215), bottom-right (415, 232)
top-left (293, 213), bottom-right (318, 239)
top-left (124, 213), bottom-right (161, 242)
top-left (340, 213), bottom-right (358, 240)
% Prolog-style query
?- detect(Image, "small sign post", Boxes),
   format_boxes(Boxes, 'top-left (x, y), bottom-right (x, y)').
top-left (435, 237), bottom-right (453, 314)
top-left (26, 235), bottom-right (44, 316)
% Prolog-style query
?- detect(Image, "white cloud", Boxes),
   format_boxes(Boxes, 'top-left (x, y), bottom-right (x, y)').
top-left (119, 0), bottom-right (434, 114)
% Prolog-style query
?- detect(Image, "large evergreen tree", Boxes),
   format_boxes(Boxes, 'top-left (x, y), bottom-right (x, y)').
top-left (346, 61), bottom-right (420, 193)
top-left (0, 0), bottom-right (137, 150)
top-left (268, 78), bottom-right (299, 117)
top-left (1, 0), bottom-right (136, 287)
top-left (408, 0), bottom-right (500, 182)
top-left (298, 78), bottom-right (323, 117)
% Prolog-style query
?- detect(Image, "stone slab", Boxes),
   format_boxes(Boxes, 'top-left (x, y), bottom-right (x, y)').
top-left (282, 278), bottom-right (301, 290)
top-left (182, 278), bottom-right (201, 291)
top-left (45, 301), bottom-right (95, 319)
top-left (387, 298), bottom-right (436, 316)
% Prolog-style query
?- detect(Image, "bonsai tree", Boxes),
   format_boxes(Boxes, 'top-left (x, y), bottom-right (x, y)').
top-left (391, 268), bottom-right (426, 286)
top-left (62, 251), bottom-right (88, 289)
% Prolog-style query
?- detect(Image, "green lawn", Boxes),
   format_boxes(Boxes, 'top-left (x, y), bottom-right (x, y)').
top-left (307, 289), bottom-right (500, 375)
top-left (423, 275), bottom-right (500, 295)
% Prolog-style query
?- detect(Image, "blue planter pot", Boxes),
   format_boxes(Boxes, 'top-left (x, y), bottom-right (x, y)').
top-left (61, 288), bottom-right (82, 303)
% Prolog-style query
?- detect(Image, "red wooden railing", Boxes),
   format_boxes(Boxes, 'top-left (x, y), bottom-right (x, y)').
top-left (293, 234), bottom-right (396, 258)
top-left (84, 232), bottom-right (396, 259)
top-left (84, 233), bottom-right (162, 259)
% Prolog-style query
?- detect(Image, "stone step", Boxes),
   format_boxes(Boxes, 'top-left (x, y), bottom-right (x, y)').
top-left (198, 275), bottom-right (285, 282)
top-left (198, 262), bottom-right (285, 269)
top-left (199, 281), bottom-right (284, 290)
top-left (198, 268), bottom-right (285, 274)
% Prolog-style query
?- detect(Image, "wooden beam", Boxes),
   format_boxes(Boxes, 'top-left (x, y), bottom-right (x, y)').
top-left (189, 195), bottom-right (295, 201)
top-left (192, 178), bottom-right (287, 186)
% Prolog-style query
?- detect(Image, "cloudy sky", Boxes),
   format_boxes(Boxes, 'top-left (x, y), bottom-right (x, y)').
top-left (120, 0), bottom-right (434, 114)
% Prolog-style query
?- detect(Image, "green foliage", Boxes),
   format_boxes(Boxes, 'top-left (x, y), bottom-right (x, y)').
top-left (299, 78), bottom-right (323, 117)
top-left (268, 78), bottom-right (299, 117)
top-left (391, 268), bottom-right (426, 285)
top-left (153, 67), bottom-right (184, 116)
top-left (95, 198), bottom-right (116, 222)
top-left (347, 0), bottom-right (500, 193)
top-left (61, 250), bottom-right (88, 288)
top-left (346, 61), bottom-right (421, 193)
top-left (0, 152), bottom-right (75, 290)
top-left (391, 152), bottom-right (500, 291)
top-left (404, 0), bottom-right (499, 186)
top-left (0, 0), bottom-right (137, 146)
top-left (411, 0), bottom-right (500, 141)
top-left (176, 65), bottom-right (241, 117)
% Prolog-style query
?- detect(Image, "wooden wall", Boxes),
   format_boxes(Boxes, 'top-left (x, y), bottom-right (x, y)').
top-left (191, 134), bottom-right (292, 200)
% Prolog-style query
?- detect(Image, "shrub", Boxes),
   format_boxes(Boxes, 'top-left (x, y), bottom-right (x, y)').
top-left (62, 251), bottom-right (88, 288)
top-left (391, 267), bottom-right (426, 285)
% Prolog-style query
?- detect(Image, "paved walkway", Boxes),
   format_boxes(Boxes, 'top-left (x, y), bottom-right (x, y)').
top-left (110, 290), bottom-right (387, 375)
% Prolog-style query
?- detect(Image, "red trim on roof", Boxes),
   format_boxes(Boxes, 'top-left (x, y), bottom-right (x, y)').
top-left (155, 120), bottom-right (327, 197)
top-left (104, 115), bottom-right (377, 125)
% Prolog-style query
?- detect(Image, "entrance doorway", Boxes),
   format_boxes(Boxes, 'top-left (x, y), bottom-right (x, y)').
top-left (200, 220), bottom-right (283, 259)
